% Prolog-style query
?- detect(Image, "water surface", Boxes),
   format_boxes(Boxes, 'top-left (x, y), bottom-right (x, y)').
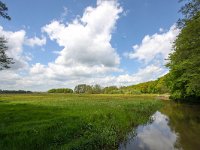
top-left (119, 101), bottom-right (200, 150)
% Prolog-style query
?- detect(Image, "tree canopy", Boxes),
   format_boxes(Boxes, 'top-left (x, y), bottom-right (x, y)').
top-left (0, 1), bottom-right (13, 70)
top-left (178, 0), bottom-right (200, 28)
top-left (48, 88), bottom-right (73, 93)
top-left (166, 0), bottom-right (200, 101)
top-left (0, 37), bottom-right (13, 70)
top-left (122, 75), bottom-right (169, 94)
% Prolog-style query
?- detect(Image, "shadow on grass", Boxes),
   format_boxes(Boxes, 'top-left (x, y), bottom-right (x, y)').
top-left (0, 96), bottom-right (161, 150)
top-left (0, 102), bottom-right (88, 150)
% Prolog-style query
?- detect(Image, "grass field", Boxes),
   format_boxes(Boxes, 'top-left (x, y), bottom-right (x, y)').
top-left (0, 94), bottom-right (162, 150)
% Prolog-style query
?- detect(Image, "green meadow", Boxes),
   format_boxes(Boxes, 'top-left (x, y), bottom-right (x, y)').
top-left (0, 94), bottom-right (162, 150)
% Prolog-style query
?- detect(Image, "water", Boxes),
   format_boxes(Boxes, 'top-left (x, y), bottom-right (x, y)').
top-left (119, 101), bottom-right (200, 150)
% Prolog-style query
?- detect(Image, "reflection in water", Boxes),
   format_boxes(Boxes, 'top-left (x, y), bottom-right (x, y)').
top-left (160, 102), bottom-right (200, 150)
top-left (119, 111), bottom-right (180, 150)
top-left (119, 102), bottom-right (200, 150)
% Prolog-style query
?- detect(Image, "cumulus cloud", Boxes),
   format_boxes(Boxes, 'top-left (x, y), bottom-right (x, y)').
top-left (0, 1), bottom-right (175, 91)
top-left (30, 63), bottom-right (46, 74)
top-left (42, 0), bottom-right (122, 76)
top-left (0, 26), bottom-right (29, 70)
top-left (86, 64), bottom-right (167, 87)
top-left (128, 25), bottom-right (180, 63)
top-left (0, 63), bottom-right (166, 91)
top-left (0, 26), bottom-right (48, 70)
top-left (0, 70), bottom-right (21, 86)
top-left (0, 1), bottom-right (125, 91)
top-left (0, 59), bottom-right (166, 91)
top-left (25, 36), bottom-right (46, 47)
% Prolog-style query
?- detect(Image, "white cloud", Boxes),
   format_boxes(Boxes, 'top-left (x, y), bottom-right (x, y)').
top-left (0, 26), bottom-right (29, 70)
top-left (0, 62), bottom-right (166, 91)
top-left (121, 111), bottom-right (178, 150)
top-left (0, 70), bottom-right (20, 85)
top-left (94, 64), bottom-right (166, 87)
top-left (0, 1), bottom-right (125, 91)
top-left (159, 28), bottom-right (164, 32)
top-left (128, 25), bottom-right (180, 63)
top-left (60, 6), bottom-right (68, 22)
top-left (25, 36), bottom-right (46, 47)
top-left (42, 0), bottom-right (122, 77)
top-left (30, 63), bottom-right (46, 74)
top-left (0, 26), bottom-right (48, 71)
top-left (0, 1), bottom-right (175, 91)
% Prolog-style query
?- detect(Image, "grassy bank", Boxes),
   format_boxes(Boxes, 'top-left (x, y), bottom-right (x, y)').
top-left (0, 94), bottom-right (162, 150)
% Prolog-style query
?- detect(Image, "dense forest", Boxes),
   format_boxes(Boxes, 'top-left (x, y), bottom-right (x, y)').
top-left (166, 0), bottom-right (200, 101)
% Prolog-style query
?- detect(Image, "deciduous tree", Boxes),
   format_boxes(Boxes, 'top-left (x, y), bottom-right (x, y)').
top-left (0, 1), bottom-right (13, 70)
top-left (167, 0), bottom-right (200, 101)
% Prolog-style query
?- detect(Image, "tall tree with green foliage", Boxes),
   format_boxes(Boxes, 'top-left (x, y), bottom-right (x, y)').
top-left (0, 1), bottom-right (13, 70)
top-left (74, 84), bottom-right (92, 94)
top-left (0, 37), bottom-right (13, 70)
top-left (167, 0), bottom-right (200, 100)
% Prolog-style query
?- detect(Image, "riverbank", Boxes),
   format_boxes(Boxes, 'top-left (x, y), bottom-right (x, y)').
top-left (0, 94), bottom-right (162, 150)
top-left (156, 94), bottom-right (170, 100)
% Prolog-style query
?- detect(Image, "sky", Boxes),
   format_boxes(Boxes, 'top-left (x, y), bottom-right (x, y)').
top-left (0, 0), bottom-right (182, 91)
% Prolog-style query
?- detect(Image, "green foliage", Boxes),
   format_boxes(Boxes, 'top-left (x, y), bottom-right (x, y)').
top-left (160, 102), bottom-right (200, 149)
top-left (0, 94), bottom-right (162, 150)
top-left (48, 88), bottom-right (73, 93)
top-left (103, 86), bottom-right (119, 94)
top-left (0, 89), bottom-right (32, 94)
top-left (0, 1), bottom-right (11, 20)
top-left (0, 37), bottom-right (13, 70)
top-left (73, 77), bottom-right (169, 95)
top-left (178, 0), bottom-right (200, 28)
top-left (74, 84), bottom-right (92, 94)
top-left (91, 84), bottom-right (102, 94)
top-left (0, 2), bottom-right (13, 70)
top-left (167, 11), bottom-right (200, 100)
top-left (122, 75), bottom-right (169, 94)
top-left (74, 84), bottom-right (103, 94)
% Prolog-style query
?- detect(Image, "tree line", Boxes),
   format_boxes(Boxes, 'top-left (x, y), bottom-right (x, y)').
top-left (122, 75), bottom-right (169, 94)
top-left (0, 90), bottom-right (32, 94)
top-left (47, 76), bottom-right (169, 94)
top-left (48, 88), bottom-right (73, 93)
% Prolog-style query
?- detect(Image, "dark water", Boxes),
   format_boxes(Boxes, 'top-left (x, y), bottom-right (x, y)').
top-left (119, 101), bottom-right (200, 150)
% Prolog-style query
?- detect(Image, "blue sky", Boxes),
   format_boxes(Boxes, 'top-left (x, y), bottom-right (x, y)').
top-left (0, 0), bottom-right (182, 91)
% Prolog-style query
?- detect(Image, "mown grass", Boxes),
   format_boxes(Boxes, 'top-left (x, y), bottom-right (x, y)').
top-left (0, 94), bottom-right (162, 150)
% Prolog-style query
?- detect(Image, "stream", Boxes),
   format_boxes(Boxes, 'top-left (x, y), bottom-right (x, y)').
top-left (119, 101), bottom-right (200, 150)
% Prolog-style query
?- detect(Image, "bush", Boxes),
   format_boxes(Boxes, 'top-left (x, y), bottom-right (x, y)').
top-left (47, 88), bottom-right (73, 93)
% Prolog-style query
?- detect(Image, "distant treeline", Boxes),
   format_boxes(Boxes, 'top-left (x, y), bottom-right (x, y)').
top-left (48, 88), bottom-right (73, 93)
top-left (122, 75), bottom-right (169, 94)
top-left (0, 90), bottom-right (32, 94)
top-left (47, 75), bottom-right (169, 94)
top-left (1, 75), bottom-right (169, 95)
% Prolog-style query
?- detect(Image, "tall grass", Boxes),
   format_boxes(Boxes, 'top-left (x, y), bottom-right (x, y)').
top-left (0, 94), bottom-right (162, 150)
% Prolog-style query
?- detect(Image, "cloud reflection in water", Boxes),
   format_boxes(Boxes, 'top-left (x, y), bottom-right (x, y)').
top-left (119, 111), bottom-right (180, 150)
